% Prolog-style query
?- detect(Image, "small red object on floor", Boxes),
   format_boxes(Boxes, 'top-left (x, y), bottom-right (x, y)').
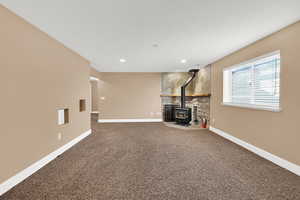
top-left (201, 118), bottom-right (207, 128)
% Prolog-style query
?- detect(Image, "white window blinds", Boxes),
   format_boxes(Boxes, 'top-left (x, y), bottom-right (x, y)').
top-left (223, 51), bottom-right (281, 111)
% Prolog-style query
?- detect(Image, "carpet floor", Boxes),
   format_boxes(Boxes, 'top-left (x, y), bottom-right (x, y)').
top-left (1, 115), bottom-right (300, 200)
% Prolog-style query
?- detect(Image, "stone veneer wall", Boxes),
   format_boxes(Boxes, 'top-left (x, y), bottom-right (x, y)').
top-left (161, 65), bottom-right (211, 122)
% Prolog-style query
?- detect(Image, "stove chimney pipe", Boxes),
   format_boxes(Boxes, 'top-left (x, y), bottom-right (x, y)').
top-left (181, 69), bottom-right (199, 108)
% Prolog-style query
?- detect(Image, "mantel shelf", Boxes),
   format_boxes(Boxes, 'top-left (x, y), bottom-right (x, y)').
top-left (160, 94), bottom-right (211, 97)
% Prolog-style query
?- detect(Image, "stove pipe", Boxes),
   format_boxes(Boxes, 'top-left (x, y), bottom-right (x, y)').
top-left (180, 69), bottom-right (199, 108)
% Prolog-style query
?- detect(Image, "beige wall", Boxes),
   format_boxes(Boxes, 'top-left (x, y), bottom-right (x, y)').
top-left (0, 5), bottom-right (90, 184)
top-left (89, 67), bottom-right (101, 112)
top-left (98, 73), bottom-right (162, 119)
top-left (90, 80), bottom-right (99, 112)
top-left (210, 21), bottom-right (300, 165)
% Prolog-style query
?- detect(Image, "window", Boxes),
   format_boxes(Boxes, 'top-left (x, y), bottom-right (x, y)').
top-left (223, 51), bottom-right (281, 111)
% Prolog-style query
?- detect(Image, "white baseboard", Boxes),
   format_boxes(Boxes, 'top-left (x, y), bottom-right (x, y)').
top-left (0, 129), bottom-right (92, 196)
top-left (209, 126), bottom-right (300, 176)
top-left (98, 118), bottom-right (163, 123)
top-left (91, 111), bottom-right (99, 114)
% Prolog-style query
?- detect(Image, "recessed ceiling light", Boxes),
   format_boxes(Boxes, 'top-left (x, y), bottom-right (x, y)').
top-left (120, 58), bottom-right (126, 63)
top-left (181, 59), bottom-right (187, 63)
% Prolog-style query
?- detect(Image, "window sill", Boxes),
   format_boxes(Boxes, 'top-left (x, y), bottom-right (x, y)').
top-left (222, 103), bottom-right (282, 112)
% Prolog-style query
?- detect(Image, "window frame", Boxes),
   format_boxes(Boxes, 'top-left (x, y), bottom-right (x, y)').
top-left (222, 50), bottom-right (282, 112)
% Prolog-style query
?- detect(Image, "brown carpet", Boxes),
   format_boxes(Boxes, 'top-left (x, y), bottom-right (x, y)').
top-left (1, 115), bottom-right (300, 200)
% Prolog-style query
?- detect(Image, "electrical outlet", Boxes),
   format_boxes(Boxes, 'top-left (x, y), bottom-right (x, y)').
top-left (58, 133), bottom-right (62, 141)
top-left (100, 96), bottom-right (105, 100)
top-left (156, 112), bottom-right (161, 116)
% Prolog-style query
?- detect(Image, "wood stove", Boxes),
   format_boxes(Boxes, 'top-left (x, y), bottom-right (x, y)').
top-left (175, 107), bottom-right (191, 125)
top-left (175, 69), bottom-right (199, 125)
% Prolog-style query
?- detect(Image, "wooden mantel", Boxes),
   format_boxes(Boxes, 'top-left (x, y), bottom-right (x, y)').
top-left (160, 94), bottom-right (211, 97)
